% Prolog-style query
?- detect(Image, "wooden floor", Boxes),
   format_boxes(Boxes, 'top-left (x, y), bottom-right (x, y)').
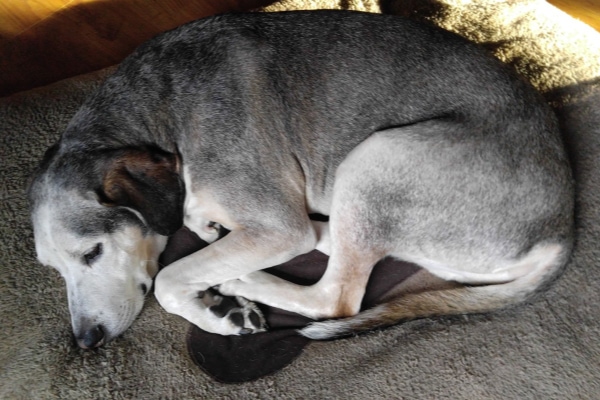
top-left (1, 0), bottom-right (599, 97)
top-left (549, 0), bottom-right (600, 31)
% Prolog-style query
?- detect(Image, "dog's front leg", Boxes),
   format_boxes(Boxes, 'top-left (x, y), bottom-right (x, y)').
top-left (154, 226), bottom-right (315, 335)
top-left (219, 222), bottom-right (384, 321)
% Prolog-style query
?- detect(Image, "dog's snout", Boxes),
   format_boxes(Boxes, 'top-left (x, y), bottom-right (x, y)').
top-left (76, 325), bottom-right (105, 349)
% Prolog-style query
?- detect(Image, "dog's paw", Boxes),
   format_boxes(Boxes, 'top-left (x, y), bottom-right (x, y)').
top-left (198, 288), bottom-right (267, 335)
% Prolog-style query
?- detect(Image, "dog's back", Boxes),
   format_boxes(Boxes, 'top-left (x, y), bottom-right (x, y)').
top-left (74, 11), bottom-right (568, 218)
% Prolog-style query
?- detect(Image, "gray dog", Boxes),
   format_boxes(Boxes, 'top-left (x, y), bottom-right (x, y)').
top-left (28, 10), bottom-right (574, 349)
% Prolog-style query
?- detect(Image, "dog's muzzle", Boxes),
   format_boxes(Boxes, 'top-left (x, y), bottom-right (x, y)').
top-left (75, 325), bottom-right (105, 349)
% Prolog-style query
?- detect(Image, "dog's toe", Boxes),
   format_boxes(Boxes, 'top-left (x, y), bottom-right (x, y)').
top-left (200, 288), bottom-right (267, 334)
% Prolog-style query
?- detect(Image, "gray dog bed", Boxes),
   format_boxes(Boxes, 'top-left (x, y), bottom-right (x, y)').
top-left (2, 0), bottom-right (599, 398)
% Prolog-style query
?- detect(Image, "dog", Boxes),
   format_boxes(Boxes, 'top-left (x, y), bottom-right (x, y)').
top-left (28, 10), bottom-right (574, 349)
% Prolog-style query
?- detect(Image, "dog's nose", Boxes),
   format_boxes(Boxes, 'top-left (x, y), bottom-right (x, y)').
top-left (76, 325), bottom-right (105, 349)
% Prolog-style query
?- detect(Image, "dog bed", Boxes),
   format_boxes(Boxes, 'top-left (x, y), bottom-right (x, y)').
top-left (1, 0), bottom-right (599, 397)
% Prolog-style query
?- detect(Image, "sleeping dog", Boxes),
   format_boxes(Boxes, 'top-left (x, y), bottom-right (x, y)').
top-left (28, 11), bottom-right (574, 349)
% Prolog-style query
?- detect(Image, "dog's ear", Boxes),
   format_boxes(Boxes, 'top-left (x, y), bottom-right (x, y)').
top-left (97, 146), bottom-right (185, 236)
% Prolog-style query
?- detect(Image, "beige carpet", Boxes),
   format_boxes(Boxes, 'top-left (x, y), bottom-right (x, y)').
top-left (1, 0), bottom-right (599, 398)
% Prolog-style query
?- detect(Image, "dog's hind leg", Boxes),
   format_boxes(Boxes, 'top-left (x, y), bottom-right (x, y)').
top-left (301, 242), bottom-right (568, 339)
top-left (299, 124), bottom-right (573, 339)
top-left (224, 121), bottom-right (572, 330)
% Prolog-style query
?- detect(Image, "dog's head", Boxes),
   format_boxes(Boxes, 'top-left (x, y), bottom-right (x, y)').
top-left (28, 144), bottom-right (184, 348)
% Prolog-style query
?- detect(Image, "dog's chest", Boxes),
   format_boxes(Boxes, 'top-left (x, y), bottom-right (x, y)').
top-left (182, 166), bottom-right (236, 242)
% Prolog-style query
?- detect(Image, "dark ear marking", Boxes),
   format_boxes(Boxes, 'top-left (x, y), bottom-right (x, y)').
top-left (98, 146), bottom-right (184, 236)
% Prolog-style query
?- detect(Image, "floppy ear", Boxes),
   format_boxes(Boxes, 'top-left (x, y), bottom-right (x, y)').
top-left (97, 146), bottom-right (185, 236)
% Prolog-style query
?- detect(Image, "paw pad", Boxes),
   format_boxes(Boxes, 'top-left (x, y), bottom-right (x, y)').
top-left (198, 288), bottom-right (267, 334)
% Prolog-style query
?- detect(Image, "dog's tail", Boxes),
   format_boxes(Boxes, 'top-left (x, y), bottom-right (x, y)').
top-left (300, 242), bottom-right (570, 340)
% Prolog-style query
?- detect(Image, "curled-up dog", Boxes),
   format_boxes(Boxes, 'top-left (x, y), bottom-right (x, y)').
top-left (28, 11), bottom-right (574, 349)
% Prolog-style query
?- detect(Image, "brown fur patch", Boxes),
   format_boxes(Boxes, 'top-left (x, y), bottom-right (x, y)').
top-left (98, 146), bottom-right (184, 235)
top-left (101, 148), bottom-right (179, 208)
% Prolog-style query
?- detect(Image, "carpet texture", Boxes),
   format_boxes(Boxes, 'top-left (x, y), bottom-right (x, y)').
top-left (1, 0), bottom-right (599, 398)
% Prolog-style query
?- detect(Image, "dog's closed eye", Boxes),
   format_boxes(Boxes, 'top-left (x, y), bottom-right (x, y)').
top-left (83, 243), bottom-right (103, 266)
